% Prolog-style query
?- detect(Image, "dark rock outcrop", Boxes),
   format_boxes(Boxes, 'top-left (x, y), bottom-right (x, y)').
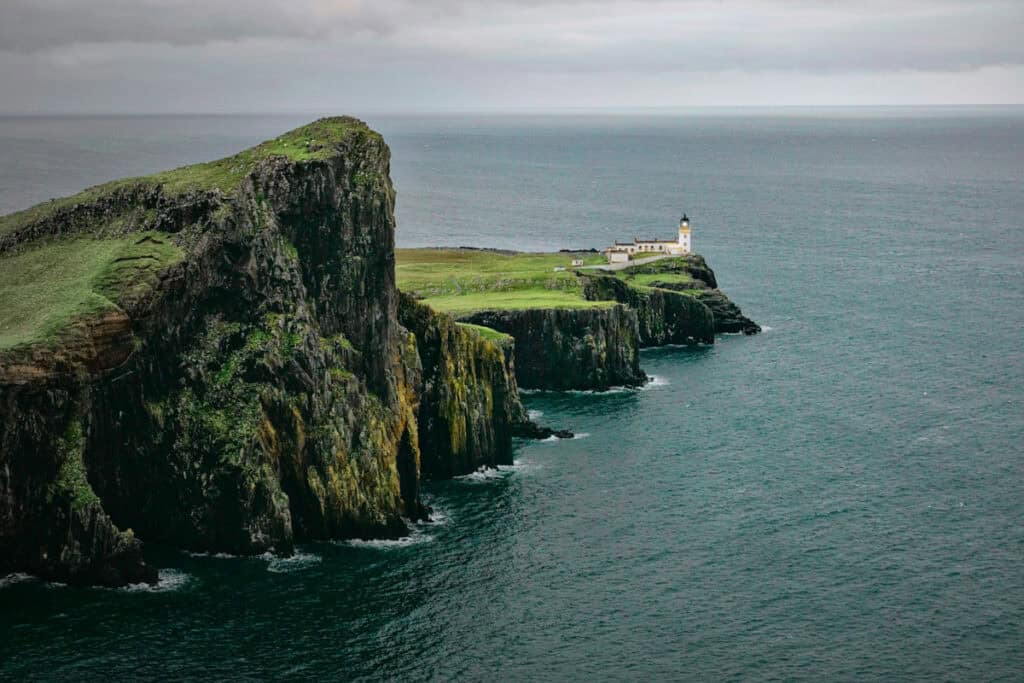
top-left (459, 306), bottom-right (645, 391)
top-left (0, 390), bottom-right (156, 586)
top-left (0, 118), bottom-right (536, 586)
top-left (399, 293), bottom-right (527, 479)
top-left (511, 422), bottom-right (574, 440)
top-left (580, 273), bottom-right (715, 346)
top-left (613, 255), bottom-right (761, 335)
top-left (619, 253), bottom-right (719, 288)
top-left (689, 290), bottom-right (761, 335)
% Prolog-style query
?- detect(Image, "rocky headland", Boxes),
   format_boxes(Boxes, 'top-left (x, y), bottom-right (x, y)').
top-left (396, 248), bottom-right (759, 391)
top-left (0, 118), bottom-right (758, 587)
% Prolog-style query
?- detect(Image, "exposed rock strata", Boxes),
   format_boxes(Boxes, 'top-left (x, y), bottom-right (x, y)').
top-left (399, 293), bottom-right (527, 479)
top-left (615, 255), bottom-right (760, 335)
top-left (580, 273), bottom-right (715, 346)
top-left (458, 306), bottom-right (646, 391)
top-left (0, 118), bottom-right (536, 586)
top-left (689, 290), bottom-right (761, 335)
top-left (0, 119), bottom-right (757, 587)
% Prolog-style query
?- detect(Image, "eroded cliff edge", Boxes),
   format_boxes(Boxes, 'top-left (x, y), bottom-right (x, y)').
top-left (459, 305), bottom-right (646, 391)
top-left (403, 250), bottom-right (759, 391)
top-left (0, 118), bottom-right (531, 586)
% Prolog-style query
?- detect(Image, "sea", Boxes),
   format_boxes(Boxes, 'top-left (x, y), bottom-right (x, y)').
top-left (1, 109), bottom-right (1022, 680)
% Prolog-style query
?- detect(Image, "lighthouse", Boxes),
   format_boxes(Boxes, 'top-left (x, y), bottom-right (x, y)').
top-left (602, 214), bottom-right (694, 262)
top-left (678, 214), bottom-right (692, 254)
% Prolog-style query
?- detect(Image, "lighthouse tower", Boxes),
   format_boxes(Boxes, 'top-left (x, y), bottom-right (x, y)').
top-left (678, 214), bottom-right (692, 254)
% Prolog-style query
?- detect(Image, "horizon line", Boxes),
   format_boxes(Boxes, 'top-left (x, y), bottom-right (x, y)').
top-left (1, 104), bottom-right (1023, 118)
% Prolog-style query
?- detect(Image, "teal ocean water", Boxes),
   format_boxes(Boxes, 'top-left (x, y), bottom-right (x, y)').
top-left (1, 110), bottom-right (1023, 680)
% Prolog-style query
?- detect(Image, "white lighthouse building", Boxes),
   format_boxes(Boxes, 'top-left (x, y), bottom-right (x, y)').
top-left (604, 214), bottom-right (693, 263)
top-left (677, 214), bottom-right (692, 253)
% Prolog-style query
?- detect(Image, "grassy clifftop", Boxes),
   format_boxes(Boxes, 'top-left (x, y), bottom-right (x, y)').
top-left (395, 248), bottom-right (612, 314)
top-left (0, 117), bottom-right (376, 238)
top-left (395, 248), bottom-right (716, 314)
top-left (0, 233), bottom-right (183, 352)
top-left (0, 117), bottom-right (380, 355)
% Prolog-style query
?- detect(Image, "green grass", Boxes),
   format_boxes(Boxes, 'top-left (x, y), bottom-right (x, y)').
top-left (456, 322), bottom-right (514, 343)
top-left (636, 286), bottom-right (706, 296)
top-left (50, 420), bottom-right (99, 511)
top-left (0, 117), bottom-right (374, 237)
top-left (619, 272), bottom-right (696, 288)
top-left (396, 248), bottom-right (605, 297)
top-left (0, 232), bottom-right (183, 351)
top-left (396, 248), bottom-right (611, 313)
top-left (422, 290), bottom-right (613, 314)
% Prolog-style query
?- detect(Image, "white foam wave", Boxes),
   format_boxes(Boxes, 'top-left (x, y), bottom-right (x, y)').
top-left (0, 572), bottom-right (35, 589)
top-left (455, 460), bottom-right (539, 480)
top-left (265, 551), bottom-right (321, 574)
top-left (342, 533), bottom-right (435, 549)
top-left (500, 460), bottom-right (540, 475)
top-left (121, 568), bottom-right (192, 593)
top-left (184, 551), bottom-right (242, 559)
top-left (761, 325), bottom-right (773, 332)
top-left (639, 375), bottom-right (670, 390)
top-left (422, 507), bottom-right (451, 526)
top-left (527, 409), bottom-right (544, 420)
top-left (539, 432), bottom-right (589, 442)
top-left (457, 466), bottom-right (508, 481)
top-left (522, 385), bottom-right (634, 396)
top-left (570, 385), bottom-right (634, 395)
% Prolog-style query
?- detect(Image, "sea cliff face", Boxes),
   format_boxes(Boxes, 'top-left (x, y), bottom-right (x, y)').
top-left (580, 273), bottom-right (715, 346)
top-left (458, 306), bottom-right (646, 391)
top-left (0, 119), bottom-right (759, 587)
top-left (0, 118), bottom-right (530, 586)
top-left (615, 255), bottom-right (760, 335)
top-left (399, 293), bottom-right (526, 478)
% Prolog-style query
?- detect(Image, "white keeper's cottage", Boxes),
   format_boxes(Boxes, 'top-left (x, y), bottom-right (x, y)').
top-left (605, 215), bottom-right (692, 264)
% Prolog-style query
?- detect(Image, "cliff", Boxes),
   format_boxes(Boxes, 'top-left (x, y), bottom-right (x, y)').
top-left (611, 255), bottom-right (760, 335)
top-left (458, 306), bottom-right (645, 391)
top-left (0, 118), bottom-right (531, 586)
top-left (395, 248), bottom-right (758, 391)
top-left (398, 293), bottom-right (526, 478)
top-left (579, 273), bottom-right (715, 347)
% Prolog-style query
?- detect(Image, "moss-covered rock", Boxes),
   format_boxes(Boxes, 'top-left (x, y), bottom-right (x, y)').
top-left (399, 293), bottom-right (527, 478)
top-left (609, 255), bottom-right (760, 335)
top-left (0, 117), bottom-right (429, 585)
top-left (0, 389), bottom-right (156, 586)
top-left (458, 305), bottom-right (645, 391)
top-left (580, 273), bottom-right (715, 346)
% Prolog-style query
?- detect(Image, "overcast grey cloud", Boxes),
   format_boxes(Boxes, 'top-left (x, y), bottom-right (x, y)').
top-left (0, 0), bottom-right (1020, 112)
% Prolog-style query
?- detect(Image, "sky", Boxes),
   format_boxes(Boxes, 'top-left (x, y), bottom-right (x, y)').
top-left (0, 0), bottom-right (1021, 113)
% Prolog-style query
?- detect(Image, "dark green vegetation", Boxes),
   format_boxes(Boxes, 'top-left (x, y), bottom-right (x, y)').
top-left (0, 233), bottom-right (182, 351)
top-left (457, 322), bottom-right (514, 345)
top-left (395, 248), bottom-right (609, 314)
top-left (0, 119), bottom-right (755, 587)
top-left (400, 294), bottom-right (526, 479)
top-left (602, 256), bottom-right (760, 335)
top-left (0, 118), bottom-right (538, 587)
top-left (0, 118), bottom-right (375, 240)
top-left (396, 248), bottom-right (759, 389)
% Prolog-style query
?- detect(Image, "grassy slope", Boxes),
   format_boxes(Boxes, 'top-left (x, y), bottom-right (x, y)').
top-left (0, 117), bottom-right (372, 352)
top-left (600, 258), bottom-right (709, 296)
top-left (0, 117), bottom-right (374, 238)
top-left (457, 323), bottom-right (514, 344)
top-left (615, 271), bottom-right (705, 296)
top-left (0, 233), bottom-right (182, 351)
top-left (396, 248), bottom-right (612, 315)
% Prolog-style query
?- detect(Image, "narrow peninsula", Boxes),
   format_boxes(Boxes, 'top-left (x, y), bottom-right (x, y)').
top-left (0, 118), bottom-right (757, 587)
